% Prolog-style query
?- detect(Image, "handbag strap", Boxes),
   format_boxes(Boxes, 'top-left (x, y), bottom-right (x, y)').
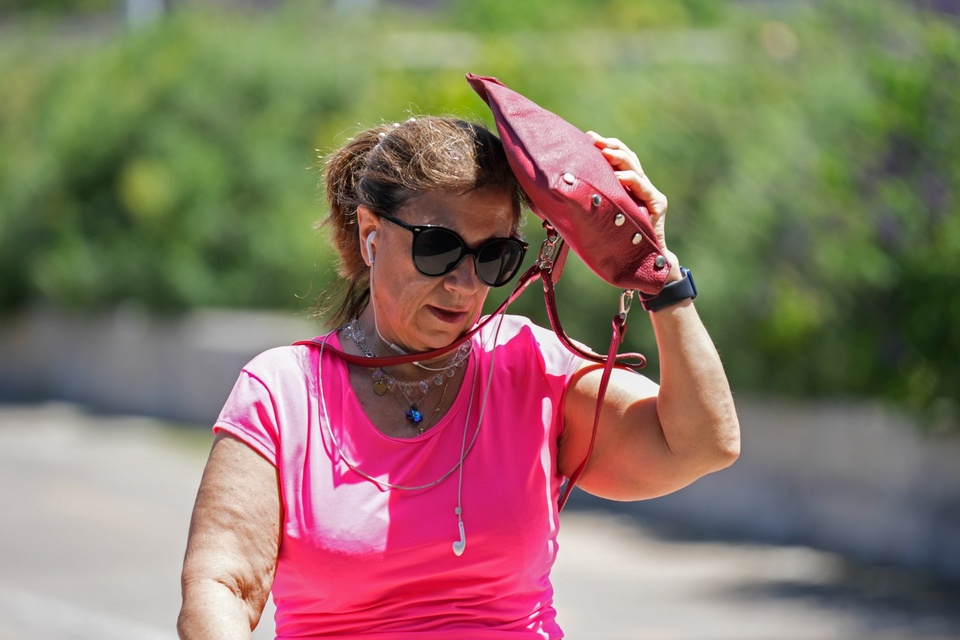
top-left (294, 260), bottom-right (543, 365)
top-left (557, 313), bottom-right (628, 511)
top-left (538, 225), bottom-right (643, 508)
top-left (540, 240), bottom-right (646, 369)
top-left (296, 227), bottom-right (646, 510)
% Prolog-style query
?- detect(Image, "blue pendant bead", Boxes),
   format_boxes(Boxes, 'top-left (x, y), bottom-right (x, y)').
top-left (406, 405), bottom-right (424, 424)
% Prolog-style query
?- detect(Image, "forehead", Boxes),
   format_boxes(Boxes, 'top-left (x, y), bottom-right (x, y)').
top-left (399, 189), bottom-right (517, 238)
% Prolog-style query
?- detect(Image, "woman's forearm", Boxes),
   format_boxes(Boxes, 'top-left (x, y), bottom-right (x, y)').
top-left (178, 578), bottom-right (257, 640)
top-left (178, 433), bottom-right (281, 640)
top-left (649, 298), bottom-right (740, 470)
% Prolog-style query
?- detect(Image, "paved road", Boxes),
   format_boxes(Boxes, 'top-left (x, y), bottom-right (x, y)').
top-left (1, 403), bottom-right (957, 640)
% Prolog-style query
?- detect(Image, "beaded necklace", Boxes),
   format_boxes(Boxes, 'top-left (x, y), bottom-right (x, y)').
top-left (342, 319), bottom-right (471, 429)
top-left (316, 332), bottom-right (485, 491)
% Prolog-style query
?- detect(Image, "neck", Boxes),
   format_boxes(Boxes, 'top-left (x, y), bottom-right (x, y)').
top-left (344, 316), bottom-right (470, 381)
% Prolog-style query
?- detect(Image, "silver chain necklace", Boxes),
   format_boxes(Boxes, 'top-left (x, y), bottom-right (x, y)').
top-left (316, 333), bottom-right (486, 491)
top-left (342, 319), bottom-right (471, 426)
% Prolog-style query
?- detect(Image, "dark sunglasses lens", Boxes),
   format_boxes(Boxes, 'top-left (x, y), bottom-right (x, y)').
top-left (410, 226), bottom-right (525, 286)
top-left (477, 240), bottom-right (525, 287)
top-left (411, 228), bottom-right (464, 276)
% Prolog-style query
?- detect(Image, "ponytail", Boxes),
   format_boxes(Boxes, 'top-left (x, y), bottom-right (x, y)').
top-left (313, 127), bottom-right (389, 327)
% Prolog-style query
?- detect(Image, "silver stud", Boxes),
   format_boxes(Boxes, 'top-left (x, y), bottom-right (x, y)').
top-left (614, 213), bottom-right (625, 226)
top-left (591, 194), bottom-right (602, 207)
top-left (631, 233), bottom-right (642, 245)
top-left (562, 172), bottom-right (576, 185)
top-left (655, 255), bottom-right (667, 269)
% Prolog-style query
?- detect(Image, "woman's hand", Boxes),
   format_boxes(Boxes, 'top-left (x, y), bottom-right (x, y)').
top-left (587, 131), bottom-right (682, 282)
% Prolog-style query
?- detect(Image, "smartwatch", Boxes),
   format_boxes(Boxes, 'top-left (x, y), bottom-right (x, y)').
top-left (640, 267), bottom-right (697, 312)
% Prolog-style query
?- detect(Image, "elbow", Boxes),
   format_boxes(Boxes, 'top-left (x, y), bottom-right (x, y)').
top-left (710, 415), bottom-right (741, 471)
top-left (675, 406), bottom-right (740, 475)
top-left (176, 604), bottom-right (194, 640)
top-left (716, 436), bottom-right (740, 469)
top-left (178, 573), bottom-right (256, 637)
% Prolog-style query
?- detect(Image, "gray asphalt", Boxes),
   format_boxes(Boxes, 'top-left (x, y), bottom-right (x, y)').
top-left (1, 403), bottom-right (957, 640)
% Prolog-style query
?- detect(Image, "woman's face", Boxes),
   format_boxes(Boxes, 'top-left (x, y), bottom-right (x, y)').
top-left (359, 188), bottom-right (517, 352)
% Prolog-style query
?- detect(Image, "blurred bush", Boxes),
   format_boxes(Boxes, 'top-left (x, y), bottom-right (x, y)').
top-left (0, 6), bottom-right (356, 312)
top-left (0, 0), bottom-right (114, 14)
top-left (0, 0), bottom-right (956, 429)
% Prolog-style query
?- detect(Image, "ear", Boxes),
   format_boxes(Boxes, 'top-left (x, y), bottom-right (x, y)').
top-left (357, 206), bottom-right (381, 267)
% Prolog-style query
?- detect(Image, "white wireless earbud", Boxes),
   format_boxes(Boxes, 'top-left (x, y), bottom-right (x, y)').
top-left (365, 231), bottom-right (377, 266)
top-left (452, 509), bottom-right (466, 556)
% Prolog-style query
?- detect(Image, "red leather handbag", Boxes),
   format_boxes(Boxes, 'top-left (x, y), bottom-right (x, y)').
top-left (466, 73), bottom-right (671, 296)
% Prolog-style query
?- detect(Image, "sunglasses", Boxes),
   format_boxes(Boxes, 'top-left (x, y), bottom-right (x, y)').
top-left (378, 213), bottom-right (528, 287)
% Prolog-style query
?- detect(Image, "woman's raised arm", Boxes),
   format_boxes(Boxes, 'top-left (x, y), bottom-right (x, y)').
top-left (559, 133), bottom-right (740, 501)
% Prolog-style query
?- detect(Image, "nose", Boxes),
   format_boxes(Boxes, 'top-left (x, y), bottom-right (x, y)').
top-left (443, 255), bottom-right (482, 293)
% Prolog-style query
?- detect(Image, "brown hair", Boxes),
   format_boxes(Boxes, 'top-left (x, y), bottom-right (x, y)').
top-left (315, 116), bottom-right (525, 327)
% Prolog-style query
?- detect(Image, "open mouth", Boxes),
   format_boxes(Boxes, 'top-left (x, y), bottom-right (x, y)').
top-left (429, 306), bottom-right (469, 324)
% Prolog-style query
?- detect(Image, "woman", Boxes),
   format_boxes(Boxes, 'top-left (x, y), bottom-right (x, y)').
top-left (178, 116), bottom-right (739, 639)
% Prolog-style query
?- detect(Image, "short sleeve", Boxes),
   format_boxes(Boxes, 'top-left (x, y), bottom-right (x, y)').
top-left (525, 320), bottom-right (586, 383)
top-left (214, 368), bottom-right (281, 467)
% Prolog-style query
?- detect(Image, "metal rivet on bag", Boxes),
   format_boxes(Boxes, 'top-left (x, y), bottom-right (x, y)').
top-left (655, 255), bottom-right (667, 269)
top-left (614, 213), bottom-right (625, 226)
top-left (591, 194), bottom-right (602, 207)
top-left (562, 172), bottom-right (576, 185)
top-left (631, 233), bottom-right (643, 245)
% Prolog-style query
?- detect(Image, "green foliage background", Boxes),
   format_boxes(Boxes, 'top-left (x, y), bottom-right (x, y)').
top-left (1, 0), bottom-right (957, 429)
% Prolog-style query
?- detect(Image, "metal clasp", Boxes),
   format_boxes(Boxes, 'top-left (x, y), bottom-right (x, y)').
top-left (619, 289), bottom-right (635, 320)
top-left (537, 235), bottom-right (560, 273)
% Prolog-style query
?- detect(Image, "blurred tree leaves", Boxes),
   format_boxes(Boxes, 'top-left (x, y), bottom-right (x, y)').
top-left (0, 0), bottom-right (957, 428)
top-left (0, 8), bottom-right (351, 312)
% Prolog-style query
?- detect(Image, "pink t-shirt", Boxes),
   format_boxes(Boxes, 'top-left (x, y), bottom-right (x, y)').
top-left (215, 314), bottom-right (583, 639)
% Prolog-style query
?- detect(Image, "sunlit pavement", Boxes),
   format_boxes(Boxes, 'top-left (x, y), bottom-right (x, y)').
top-left (1, 403), bottom-right (957, 640)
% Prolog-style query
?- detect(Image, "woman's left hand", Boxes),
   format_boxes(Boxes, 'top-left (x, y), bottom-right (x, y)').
top-left (587, 131), bottom-right (681, 282)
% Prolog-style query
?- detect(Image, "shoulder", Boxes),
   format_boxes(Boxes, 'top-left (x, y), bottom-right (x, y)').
top-left (237, 341), bottom-right (323, 391)
top-left (477, 314), bottom-right (581, 377)
top-left (242, 343), bottom-right (311, 374)
top-left (477, 314), bottom-right (553, 344)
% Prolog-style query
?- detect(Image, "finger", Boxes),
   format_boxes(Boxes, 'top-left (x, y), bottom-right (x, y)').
top-left (587, 131), bottom-right (638, 155)
top-left (587, 131), bottom-right (630, 151)
top-left (585, 130), bottom-right (605, 145)
top-left (586, 131), bottom-right (628, 153)
top-left (587, 131), bottom-right (660, 203)
top-left (600, 146), bottom-right (643, 171)
top-left (614, 170), bottom-right (668, 215)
